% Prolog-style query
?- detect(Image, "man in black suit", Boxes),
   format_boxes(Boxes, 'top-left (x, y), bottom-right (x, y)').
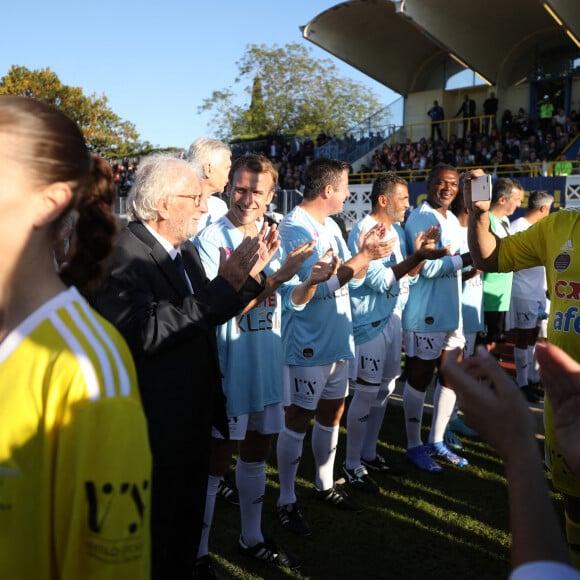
top-left (456, 94), bottom-right (477, 139)
top-left (93, 153), bottom-right (274, 580)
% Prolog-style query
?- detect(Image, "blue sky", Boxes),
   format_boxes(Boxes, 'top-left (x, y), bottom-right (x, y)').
top-left (2, 1), bottom-right (400, 149)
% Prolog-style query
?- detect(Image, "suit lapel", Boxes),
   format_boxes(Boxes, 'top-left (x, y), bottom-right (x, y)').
top-left (128, 221), bottom-right (191, 296)
top-left (181, 240), bottom-right (207, 294)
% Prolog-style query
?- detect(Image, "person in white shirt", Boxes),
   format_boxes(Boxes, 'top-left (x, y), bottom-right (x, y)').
top-left (187, 138), bottom-right (230, 233)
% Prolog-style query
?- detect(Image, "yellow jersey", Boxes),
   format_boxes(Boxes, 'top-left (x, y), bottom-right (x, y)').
top-left (0, 287), bottom-right (151, 579)
top-left (499, 208), bottom-right (580, 495)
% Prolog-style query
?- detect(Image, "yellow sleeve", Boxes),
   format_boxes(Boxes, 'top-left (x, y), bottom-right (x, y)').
top-left (53, 381), bottom-right (151, 580)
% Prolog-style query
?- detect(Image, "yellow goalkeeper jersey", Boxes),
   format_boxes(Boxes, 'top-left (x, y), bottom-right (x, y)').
top-left (0, 287), bottom-right (151, 579)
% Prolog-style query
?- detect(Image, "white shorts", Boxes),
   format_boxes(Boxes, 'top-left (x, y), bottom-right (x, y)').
top-left (352, 314), bottom-right (402, 386)
top-left (403, 328), bottom-right (465, 360)
top-left (283, 361), bottom-right (349, 410)
top-left (505, 297), bottom-right (545, 331)
top-left (211, 403), bottom-right (284, 440)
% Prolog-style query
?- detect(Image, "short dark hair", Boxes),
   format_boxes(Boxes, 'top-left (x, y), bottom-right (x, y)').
top-left (492, 177), bottom-right (523, 206)
top-left (370, 172), bottom-right (407, 208)
top-left (229, 154), bottom-right (278, 190)
top-left (302, 158), bottom-right (350, 200)
top-left (426, 163), bottom-right (458, 189)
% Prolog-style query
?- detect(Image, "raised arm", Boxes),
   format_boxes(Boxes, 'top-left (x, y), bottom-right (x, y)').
top-left (442, 347), bottom-right (571, 570)
top-left (464, 169), bottom-right (500, 272)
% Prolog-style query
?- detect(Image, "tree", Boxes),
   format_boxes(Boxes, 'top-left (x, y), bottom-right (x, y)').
top-left (0, 65), bottom-right (145, 156)
top-left (198, 43), bottom-right (389, 140)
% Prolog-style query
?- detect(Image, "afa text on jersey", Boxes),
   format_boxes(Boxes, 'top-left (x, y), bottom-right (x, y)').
top-left (553, 281), bottom-right (580, 336)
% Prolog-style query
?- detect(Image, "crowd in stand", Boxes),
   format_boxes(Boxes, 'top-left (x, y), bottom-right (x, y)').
top-left (7, 91), bottom-right (580, 580)
top-left (109, 103), bottom-right (579, 201)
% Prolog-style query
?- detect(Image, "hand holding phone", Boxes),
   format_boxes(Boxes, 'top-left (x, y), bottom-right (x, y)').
top-left (471, 174), bottom-right (493, 202)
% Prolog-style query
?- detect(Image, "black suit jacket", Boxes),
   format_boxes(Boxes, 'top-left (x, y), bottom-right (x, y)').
top-left (92, 221), bottom-right (263, 466)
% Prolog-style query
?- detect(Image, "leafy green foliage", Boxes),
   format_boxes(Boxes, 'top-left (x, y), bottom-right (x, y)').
top-left (199, 43), bottom-right (389, 140)
top-left (0, 65), bottom-right (146, 156)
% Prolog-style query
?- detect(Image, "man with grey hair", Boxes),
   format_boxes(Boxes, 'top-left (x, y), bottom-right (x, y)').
top-left (93, 153), bottom-right (277, 580)
top-left (506, 190), bottom-right (554, 402)
top-left (187, 137), bottom-right (231, 232)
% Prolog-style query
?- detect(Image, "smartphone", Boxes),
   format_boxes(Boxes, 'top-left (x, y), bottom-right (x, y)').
top-left (471, 174), bottom-right (493, 202)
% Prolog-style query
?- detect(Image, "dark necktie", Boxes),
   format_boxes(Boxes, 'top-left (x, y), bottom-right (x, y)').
top-left (174, 253), bottom-right (190, 290)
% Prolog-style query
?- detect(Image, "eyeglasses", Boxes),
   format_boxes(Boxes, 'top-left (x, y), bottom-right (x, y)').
top-left (174, 194), bottom-right (203, 207)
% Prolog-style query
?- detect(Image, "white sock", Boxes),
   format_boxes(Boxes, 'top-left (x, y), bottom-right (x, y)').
top-left (514, 346), bottom-right (529, 387)
top-left (403, 382), bottom-right (426, 449)
top-left (312, 420), bottom-right (339, 491)
top-left (196, 474), bottom-right (221, 558)
top-left (277, 428), bottom-right (305, 506)
top-left (528, 345), bottom-right (540, 383)
top-left (346, 387), bottom-right (378, 470)
top-left (236, 458), bottom-right (265, 547)
top-left (428, 381), bottom-right (457, 445)
top-left (361, 382), bottom-right (394, 461)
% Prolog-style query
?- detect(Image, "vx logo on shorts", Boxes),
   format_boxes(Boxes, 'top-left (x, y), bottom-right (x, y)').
top-left (360, 355), bottom-right (380, 372)
top-left (294, 377), bottom-right (316, 395)
top-left (414, 335), bottom-right (435, 350)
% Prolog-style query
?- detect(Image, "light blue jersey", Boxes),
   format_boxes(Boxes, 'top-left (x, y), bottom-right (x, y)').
top-left (402, 201), bottom-right (463, 332)
top-left (279, 206), bottom-right (357, 366)
top-left (195, 215), bottom-right (301, 417)
top-left (348, 215), bottom-right (411, 344)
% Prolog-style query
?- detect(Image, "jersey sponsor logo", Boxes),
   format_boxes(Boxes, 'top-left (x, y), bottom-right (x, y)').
top-left (302, 347), bottom-right (314, 358)
top-left (235, 309), bottom-right (280, 333)
top-left (560, 240), bottom-right (574, 252)
top-left (553, 306), bottom-right (580, 335)
top-left (554, 253), bottom-right (571, 272)
top-left (554, 280), bottom-right (580, 301)
top-left (84, 479), bottom-right (149, 563)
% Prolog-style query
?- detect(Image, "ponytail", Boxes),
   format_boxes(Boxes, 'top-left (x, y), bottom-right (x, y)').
top-left (60, 155), bottom-right (118, 296)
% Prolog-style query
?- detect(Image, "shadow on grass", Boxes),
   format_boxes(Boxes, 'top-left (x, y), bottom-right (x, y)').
top-left (208, 403), bottom-right (553, 579)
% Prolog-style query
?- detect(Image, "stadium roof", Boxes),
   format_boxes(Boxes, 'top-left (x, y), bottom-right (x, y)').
top-left (301, 0), bottom-right (580, 96)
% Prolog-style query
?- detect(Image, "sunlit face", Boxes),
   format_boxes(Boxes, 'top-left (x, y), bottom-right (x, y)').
top-left (0, 142), bottom-right (40, 269)
top-left (228, 168), bottom-right (275, 227)
top-left (206, 149), bottom-right (232, 194)
top-left (385, 183), bottom-right (410, 223)
top-left (427, 168), bottom-right (459, 212)
top-left (330, 170), bottom-right (350, 214)
top-left (165, 170), bottom-right (207, 243)
top-left (503, 187), bottom-right (523, 217)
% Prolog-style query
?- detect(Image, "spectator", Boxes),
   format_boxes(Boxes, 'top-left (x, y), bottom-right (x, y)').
top-left (427, 100), bottom-right (445, 141)
top-left (483, 91), bottom-right (499, 134)
top-left (455, 94), bottom-right (477, 139)
top-left (186, 137), bottom-right (231, 232)
top-left (93, 153), bottom-right (273, 580)
top-left (539, 95), bottom-right (555, 134)
top-left (0, 94), bottom-right (151, 579)
top-left (554, 153), bottom-right (573, 176)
